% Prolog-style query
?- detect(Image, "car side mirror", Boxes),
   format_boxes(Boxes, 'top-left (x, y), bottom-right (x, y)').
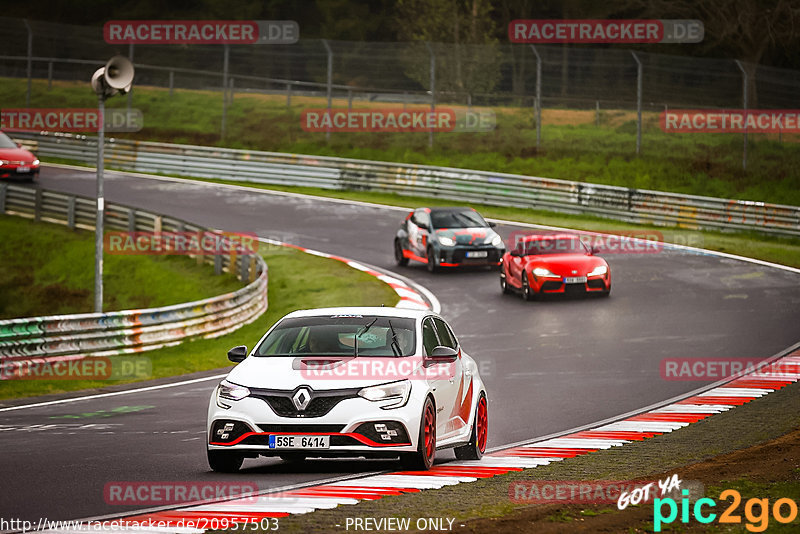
top-left (488, 221), bottom-right (496, 228)
top-left (427, 345), bottom-right (458, 362)
top-left (418, 223), bottom-right (429, 231)
top-left (509, 249), bottom-right (521, 257)
top-left (16, 142), bottom-right (23, 148)
top-left (590, 246), bottom-right (600, 255)
top-left (227, 345), bottom-right (247, 363)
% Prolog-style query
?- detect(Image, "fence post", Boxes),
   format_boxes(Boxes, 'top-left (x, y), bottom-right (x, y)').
top-left (168, 70), bottom-right (174, 97)
top-left (214, 254), bottom-right (223, 275)
top-left (221, 44), bottom-right (229, 140)
top-left (322, 39), bottom-right (333, 142)
top-left (530, 45), bottom-right (542, 149)
top-left (239, 255), bottom-right (249, 281)
top-left (734, 59), bottom-right (748, 171)
top-left (127, 43), bottom-right (134, 114)
top-left (24, 19), bottom-right (33, 108)
top-left (67, 196), bottom-right (75, 229)
top-left (286, 83), bottom-right (292, 107)
top-left (425, 41), bottom-right (436, 148)
top-left (595, 100), bottom-right (600, 127)
top-left (631, 51), bottom-right (643, 156)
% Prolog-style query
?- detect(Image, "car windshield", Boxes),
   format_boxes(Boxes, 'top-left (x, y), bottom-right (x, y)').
top-left (0, 132), bottom-right (18, 149)
top-left (254, 315), bottom-right (416, 357)
top-left (519, 236), bottom-right (587, 255)
top-left (430, 210), bottom-right (487, 229)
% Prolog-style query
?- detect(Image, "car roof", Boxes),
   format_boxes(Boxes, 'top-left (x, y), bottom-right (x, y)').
top-left (283, 306), bottom-right (433, 321)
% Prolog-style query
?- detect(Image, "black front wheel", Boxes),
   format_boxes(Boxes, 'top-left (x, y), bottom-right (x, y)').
top-left (426, 247), bottom-right (439, 273)
top-left (522, 273), bottom-right (536, 301)
top-left (395, 240), bottom-right (409, 266)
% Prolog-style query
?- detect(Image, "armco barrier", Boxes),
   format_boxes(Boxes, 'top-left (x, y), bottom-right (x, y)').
top-left (12, 131), bottom-right (800, 237)
top-left (0, 184), bottom-right (268, 367)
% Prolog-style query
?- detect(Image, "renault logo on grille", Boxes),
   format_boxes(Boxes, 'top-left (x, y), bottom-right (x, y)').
top-left (292, 388), bottom-right (312, 411)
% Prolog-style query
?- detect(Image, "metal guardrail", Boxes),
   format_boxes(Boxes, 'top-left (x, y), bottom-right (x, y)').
top-left (12, 131), bottom-right (800, 237)
top-left (0, 184), bottom-right (268, 365)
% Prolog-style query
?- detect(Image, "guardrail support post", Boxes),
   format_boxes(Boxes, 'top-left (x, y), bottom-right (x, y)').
top-left (240, 255), bottom-right (249, 281)
top-left (67, 196), bottom-right (76, 229)
top-left (127, 208), bottom-right (136, 232)
top-left (0, 184), bottom-right (7, 214)
top-left (286, 83), bottom-right (292, 107)
top-left (34, 188), bottom-right (42, 222)
top-left (631, 51), bottom-right (643, 156)
top-left (735, 59), bottom-right (748, 171)
top-left (249, 256), bottom-right (257, 283)
top-left (530, 45), bottom-right (542, 149)
top-left (214, 254), bottom-right (223, 275)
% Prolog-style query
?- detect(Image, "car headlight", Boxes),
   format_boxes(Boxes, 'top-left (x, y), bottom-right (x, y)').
top-left (491, 235), bottom-right (503, 247)
top-left (588, 265), bottom-right (608, 276)
top-left (358, 380), bottom-right (411, 409)
top-left (0, 160), bottom-right (6, 166)
top-left (32, 159), bottom-right (40, 166)
top-left (216, 380), bottom-right (250, 409)
top-left (532, 267), bottom-right (560, 278)
top-left (438, 235), bottom-right (456, 247)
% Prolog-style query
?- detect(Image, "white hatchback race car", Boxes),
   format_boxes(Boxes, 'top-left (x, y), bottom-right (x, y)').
top-left (207, 307), bottom-right (488, 472)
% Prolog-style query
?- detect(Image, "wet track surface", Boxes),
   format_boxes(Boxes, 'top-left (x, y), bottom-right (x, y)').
top-left (2, 166), bottom-right (799, 522)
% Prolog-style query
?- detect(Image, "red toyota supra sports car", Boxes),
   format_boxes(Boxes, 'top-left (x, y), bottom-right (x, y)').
top-left (394, 207), bottom-right (505, 272)
top-left (500, 233), bottom-right (611, 300)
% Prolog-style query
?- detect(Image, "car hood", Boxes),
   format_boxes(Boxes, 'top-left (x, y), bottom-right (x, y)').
top-left (226, 354), bottom-right (430, 390)
top-left (435, 227), bottom-right (499, 246)
top-left (525, 254), bottom-right (607, 275)
top-left (0, 147), bottom-right (36, 162)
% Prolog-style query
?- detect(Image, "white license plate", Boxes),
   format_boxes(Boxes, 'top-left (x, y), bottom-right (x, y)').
top-left (563, 276), bottom-right (587, 284)
top-left (465, 251), bottom-right (488, 258)
top-left (16, 166), bottom-right (30, 173)
top-left (268, 435), bottom-right (330, 449)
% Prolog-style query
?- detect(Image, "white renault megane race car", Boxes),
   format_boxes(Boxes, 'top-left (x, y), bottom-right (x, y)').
top-left (207, 307), bottom-right (488, 472)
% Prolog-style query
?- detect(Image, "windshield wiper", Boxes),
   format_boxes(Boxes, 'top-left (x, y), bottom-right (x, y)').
top-left (387, 319), bottom-right (402, 357)
top-left (354, 317), bottom-right (378, 358)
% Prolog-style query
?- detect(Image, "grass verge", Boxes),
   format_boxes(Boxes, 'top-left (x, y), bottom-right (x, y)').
top-left (3, 77), bottom-right (799, 205)
top-left (0, 242), bottom-right (398, 400)
top-left (0, 214), bottom-right (242, 318)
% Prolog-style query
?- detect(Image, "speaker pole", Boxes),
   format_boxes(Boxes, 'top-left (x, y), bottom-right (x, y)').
top-left (94, 93), bottom-right (105, 313)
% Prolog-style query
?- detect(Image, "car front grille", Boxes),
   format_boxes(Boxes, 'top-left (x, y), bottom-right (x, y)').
top-left (249, 386), bottom-right (361, 418)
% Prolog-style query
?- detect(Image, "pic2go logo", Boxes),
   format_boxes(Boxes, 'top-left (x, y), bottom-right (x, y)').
top-left (654, 489), bottom-right (799, 532)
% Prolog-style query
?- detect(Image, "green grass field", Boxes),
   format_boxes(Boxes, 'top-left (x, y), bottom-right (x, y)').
top-left (0, 215), bottom-right (242, 318)
top-left (0, 238), bottom-right (398, 400)
top-left (3, 77), bottom-right (798, 206)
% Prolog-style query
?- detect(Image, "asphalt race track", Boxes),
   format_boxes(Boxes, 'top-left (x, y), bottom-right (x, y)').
top-left (2, 165), bottom-right (799, 523)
